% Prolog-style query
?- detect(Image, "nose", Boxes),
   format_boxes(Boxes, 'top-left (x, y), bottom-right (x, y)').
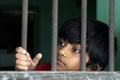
top-left (58, 46), bottom-right (67, 57)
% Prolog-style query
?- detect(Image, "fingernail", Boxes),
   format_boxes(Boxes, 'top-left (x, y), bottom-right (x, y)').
top-left (25, 67), bottom-right (28, 70)
top-left (22, 50), bottom-right (27, 54)
top-left (28, 62), bottom-right (30, 66)
top-left (26, 52), bottom-right (29, 56)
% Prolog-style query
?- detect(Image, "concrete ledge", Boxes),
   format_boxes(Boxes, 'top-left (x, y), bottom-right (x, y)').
top-left (0, 71), bottom-right (120, 80)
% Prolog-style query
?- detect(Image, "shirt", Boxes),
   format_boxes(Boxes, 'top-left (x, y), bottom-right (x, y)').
top-left (35, 63), bottom-right (51, 71)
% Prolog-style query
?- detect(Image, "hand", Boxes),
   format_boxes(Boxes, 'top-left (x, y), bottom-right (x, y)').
top-left (15, 47), bottom-right (42, 71)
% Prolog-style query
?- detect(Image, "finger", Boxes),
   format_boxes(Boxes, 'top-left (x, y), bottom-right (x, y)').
top-left (16, 65), bottom-right (28, 70)
top-left (16, 59), bottom-right (30, 66)
top-left (16, 47), bottom-right (28, 55)
top-left (16, 47), bottom-right (25, 53)
top-left (31, 53), bottom-right (42, 66)
top-left (16, 52), bottom-right (30, 61)
top-left (16, 47), bottom-right (31, 61)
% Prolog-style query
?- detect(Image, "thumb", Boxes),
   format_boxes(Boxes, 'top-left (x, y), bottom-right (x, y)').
top-left (31, 53), bottom-right (42, 67)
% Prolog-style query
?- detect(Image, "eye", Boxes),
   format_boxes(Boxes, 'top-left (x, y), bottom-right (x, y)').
top-left (73, 48), bottom-right (80, 53)
top-left (61, 42), bottom-right (65, 46)
top-left (59, 41), bottom-right (65, 46)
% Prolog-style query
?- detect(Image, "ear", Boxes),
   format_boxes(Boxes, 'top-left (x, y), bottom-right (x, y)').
top-left (86, 64), bottom-right (103, 71)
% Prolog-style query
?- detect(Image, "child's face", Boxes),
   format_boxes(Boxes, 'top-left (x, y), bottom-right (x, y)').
top-left (57, 39), bottom-right (90, 71)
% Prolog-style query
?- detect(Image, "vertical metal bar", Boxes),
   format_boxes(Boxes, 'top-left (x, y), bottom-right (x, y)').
top-left (81, 0), bottom-right (87, 71)
top-left (109, 0), bottom-right (114, 71)
top-left (51, 0), bottom-right (58, 71)
top-left (21, 0), bottom-right (28, 50)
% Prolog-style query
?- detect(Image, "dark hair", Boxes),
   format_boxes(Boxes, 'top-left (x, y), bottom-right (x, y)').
top-left (58, 18), bottom-right (117, 70)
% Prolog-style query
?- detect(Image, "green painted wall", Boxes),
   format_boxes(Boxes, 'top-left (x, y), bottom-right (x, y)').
top-left (97, 0), bottom-right (120, 71)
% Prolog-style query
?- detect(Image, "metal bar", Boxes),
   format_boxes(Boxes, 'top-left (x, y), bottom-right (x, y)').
top-left (109, 0), bottom-right (114, 71)
top-left (51, 0), bottom-right (58, 71)
top-left (21, 0), bottom-right (28, 50)
top-left (81, 0), bottom-right (87, 71)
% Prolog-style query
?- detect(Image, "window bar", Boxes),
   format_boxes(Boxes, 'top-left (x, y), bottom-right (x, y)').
top-left (81, 0), bottom-right (87, 71)
top-left (21, 0), bottom-right (28, 50)
top-left (51, 0), bottom-right (58, 71)
top-left (109, 0), bottom-right (114, 71)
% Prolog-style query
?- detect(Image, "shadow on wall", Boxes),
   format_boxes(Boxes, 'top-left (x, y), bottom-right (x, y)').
top-left (0, 49), bottom-right (15, 70)
top-left (0, 11), bottom-right (36, 53)
top-left (0, 11), bottom-right (37, 70)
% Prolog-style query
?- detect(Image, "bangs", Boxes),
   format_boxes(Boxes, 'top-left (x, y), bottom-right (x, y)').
top-left (58, 19), bottom-right (81, 44)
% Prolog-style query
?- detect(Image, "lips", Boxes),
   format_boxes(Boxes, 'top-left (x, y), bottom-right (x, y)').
top-left (57, 59), bottom-right (65, 66)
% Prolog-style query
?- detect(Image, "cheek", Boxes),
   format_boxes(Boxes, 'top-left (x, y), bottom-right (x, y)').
top-left (66, 54), bottom-right (89, 71)
top-left (66, 55), bottom-right (81, 70)
top-left (57, 46), bottom-right (60, 53)
top-left (86, 53), bottom-right (90, 63)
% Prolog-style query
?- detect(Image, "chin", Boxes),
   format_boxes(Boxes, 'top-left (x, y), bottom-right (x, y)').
top-left (57, 67), bottom-right (61, 71)
top-left (57, 67), bottom-right (65, 71)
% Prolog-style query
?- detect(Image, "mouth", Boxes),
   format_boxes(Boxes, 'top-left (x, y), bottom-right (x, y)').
top-left (57, 58), bottom-right (65, 66)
